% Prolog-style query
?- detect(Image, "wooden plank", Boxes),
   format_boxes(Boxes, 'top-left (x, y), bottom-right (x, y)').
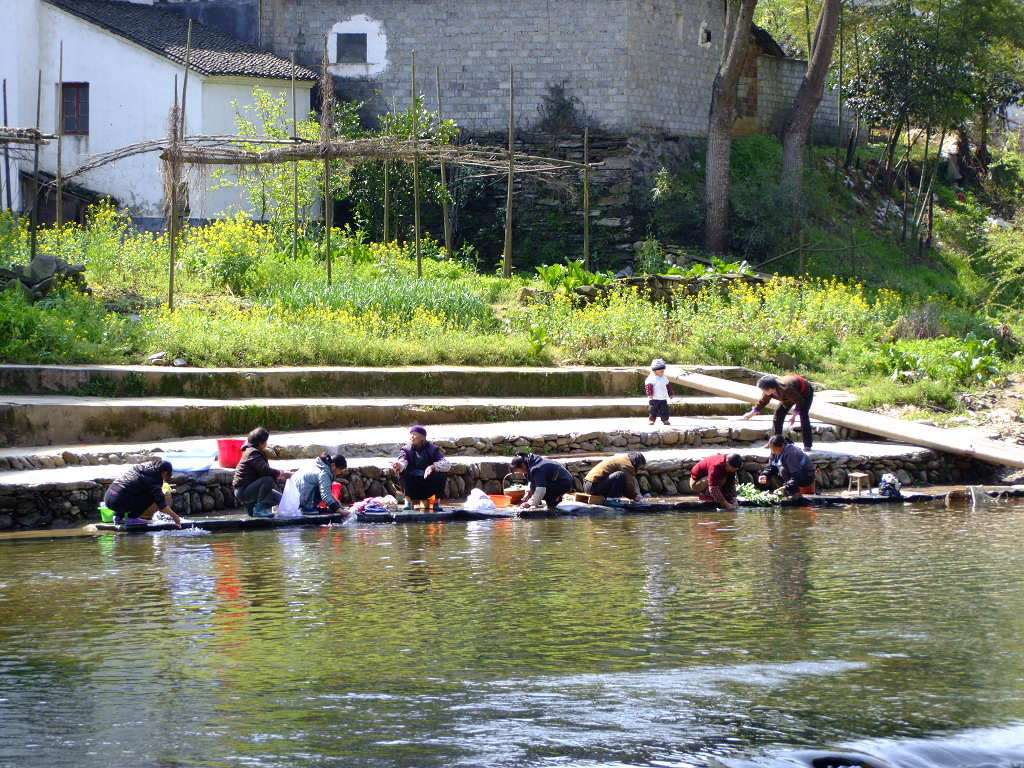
top-left (666, 368), bottom-right (1024, 469)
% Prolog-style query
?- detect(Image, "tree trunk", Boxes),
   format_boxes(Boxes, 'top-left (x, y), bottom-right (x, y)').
top-left (780, 0), bottom-right (841, 197)
top-left (704, 0), bottom-right (759, 254)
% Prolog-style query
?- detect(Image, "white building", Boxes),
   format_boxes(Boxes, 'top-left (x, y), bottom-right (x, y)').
top-left (0, 0), bottom-right (317, 225)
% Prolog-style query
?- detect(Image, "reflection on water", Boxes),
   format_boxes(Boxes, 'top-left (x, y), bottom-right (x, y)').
top-left (3, 502), bottom-right (1024, 767)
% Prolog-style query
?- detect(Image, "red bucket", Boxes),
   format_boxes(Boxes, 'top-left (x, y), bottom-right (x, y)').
top-left (319, 482), bottom-right (343, 509)
top-left (217, 438), bottom-right (245, 468)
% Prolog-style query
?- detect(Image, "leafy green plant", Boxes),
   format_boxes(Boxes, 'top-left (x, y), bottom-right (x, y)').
top-left (528, 323), bottom-right (549, 357)
top-left (534, 260), bottom-right (612, 293)
top-left (737, 483), bottom-right (783, 506)
top-left (635, 238), bottom-right (668, 275)
top-left (876, 344), bottom-right (924, 382)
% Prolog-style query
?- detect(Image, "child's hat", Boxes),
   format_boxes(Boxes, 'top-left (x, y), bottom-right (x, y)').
top-left (650, 358), bottom-right (667, 370)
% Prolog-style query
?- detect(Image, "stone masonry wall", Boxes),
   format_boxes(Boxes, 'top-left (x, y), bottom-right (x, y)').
top-left (262, 0), bottom-right (638, 135)
top-left (627, 0), bottom-right (723, 137)
top-left (754, 55), bottom-right (855, 144)
top-left (0, 447), bottom-right (999, 531)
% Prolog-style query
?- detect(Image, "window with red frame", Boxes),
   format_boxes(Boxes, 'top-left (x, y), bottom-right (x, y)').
top-left (61, 83), bottom-right (89, 135)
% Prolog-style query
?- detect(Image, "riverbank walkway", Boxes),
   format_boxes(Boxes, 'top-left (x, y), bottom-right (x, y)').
top-left (0, 364), bottom-right (1018, 533)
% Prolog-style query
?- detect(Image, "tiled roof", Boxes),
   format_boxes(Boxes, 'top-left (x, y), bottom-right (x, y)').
top-left (43, 0), bottom-right (318, 81)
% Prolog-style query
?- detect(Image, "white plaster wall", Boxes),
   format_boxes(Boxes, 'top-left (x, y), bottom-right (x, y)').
top-left (199, 77), bottom-right (313, 217)
top-left (328, 15), bottom-right (387, 78)
top-left (0, 0), bottom-right (42, 211)
top-left (37, 3), bottom-right (203, 219)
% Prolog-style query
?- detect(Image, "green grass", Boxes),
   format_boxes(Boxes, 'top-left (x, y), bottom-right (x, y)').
top-left (1, 133), bottom-right (1023, 414)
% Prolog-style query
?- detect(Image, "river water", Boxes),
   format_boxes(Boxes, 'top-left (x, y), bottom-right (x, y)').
top-left (2, 501), bottom-right (1024, 768)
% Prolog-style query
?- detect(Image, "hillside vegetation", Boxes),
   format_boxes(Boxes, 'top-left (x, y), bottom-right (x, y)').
top-left (1, 134), bottom-right (1022, 414)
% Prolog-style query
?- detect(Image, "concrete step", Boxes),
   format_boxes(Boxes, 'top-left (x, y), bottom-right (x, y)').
top-left (0, 394), bottom-right (764, 447)
top-left (0, 387), bottom-right (858, 448)
top-left (0, 410), bottom-right (866, 469)
top-left (1, 442), bottom-right (995, 532)
top-left (0, 363), bottom-right (758, 399)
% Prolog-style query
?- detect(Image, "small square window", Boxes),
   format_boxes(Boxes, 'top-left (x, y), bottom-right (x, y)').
top-left (336, 33), bottom-right (367, 64)
top-left (62, 82), bottom-right (89, 135)
top-left (698, 22), bottom-right (713, 47)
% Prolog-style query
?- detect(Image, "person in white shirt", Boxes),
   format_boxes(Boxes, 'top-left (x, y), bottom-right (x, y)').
top-left (644, 358), bottom-right (674, 425)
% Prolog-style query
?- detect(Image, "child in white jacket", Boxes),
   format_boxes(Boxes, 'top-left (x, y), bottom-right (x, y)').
top-left (644, 358), bottom-right (674, 425)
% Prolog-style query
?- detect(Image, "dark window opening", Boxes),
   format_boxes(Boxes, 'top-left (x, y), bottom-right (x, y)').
top-left (62, 82), bottom-right (89, 135)
top-left (336, 33), bottom-right (368, 64)
top-left (702, 27), bottom-right (712, 44)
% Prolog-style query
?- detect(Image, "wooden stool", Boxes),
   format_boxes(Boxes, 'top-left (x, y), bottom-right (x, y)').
top-left (573, 492), bottom-right (605, 505)
top-left (847, 471), bottom-right (869, 494)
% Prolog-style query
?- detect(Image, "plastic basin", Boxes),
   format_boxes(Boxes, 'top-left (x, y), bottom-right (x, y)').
top-left (488, 494), bottom-right (511, 508)
top-left (98, 505), bottom-right (114, 523)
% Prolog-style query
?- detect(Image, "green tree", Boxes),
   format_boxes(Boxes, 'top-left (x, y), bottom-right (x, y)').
top-left (347, 96), bottom-right (458, 243)
top-left (214, 87), bottom-right (352, 225)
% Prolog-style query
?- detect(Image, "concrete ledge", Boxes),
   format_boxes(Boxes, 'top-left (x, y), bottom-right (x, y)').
top-left (0, 415), bottom-right (853, 470)
top-left (0, 444), bottom-right (1001, 531)
top-left (0, 395), bottom-right (757, 446)
top-left (0, 363), bottom-right (758, 399)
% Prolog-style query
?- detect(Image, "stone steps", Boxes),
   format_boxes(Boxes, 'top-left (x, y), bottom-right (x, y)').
top-left (0, 413), bottom-right (865, 471)
top-left (0, 388), bottom-right (858, 448)
top-left (0, 394), bottom-right (761, 447)
top-left (0, 363), bottom-right (756, 399)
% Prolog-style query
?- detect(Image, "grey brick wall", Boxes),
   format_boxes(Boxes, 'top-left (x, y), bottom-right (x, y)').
top-left (627, 0), bottom-right (721, 136)
top-left (756, 55), bottom-right (855, 144)
top-left (264, 0), bottom-right (638, 134)
top-left (163, 0), bottom-right (849, 143)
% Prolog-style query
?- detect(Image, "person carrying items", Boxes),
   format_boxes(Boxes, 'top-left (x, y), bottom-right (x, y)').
top-left (583, 452), bottom-right (646, 502)
top-left (294, 452), bottom-right (347, 516)
top-left (232, 427), bottom-right (292, 519)
top-left (758, 435), bottom-right (816, 497)
top-left (690, 452), bottom-right (743, 511)
top-left (645, 358), bottom-right (675, 426)
top-left (391, 425), bottom-right (450, 512)
top-left (742, 373), bottom-right (815, 450)
top-left (104, 459), bottom-right (181, 527)
top-left (510, 452), bottom-right (574, 510)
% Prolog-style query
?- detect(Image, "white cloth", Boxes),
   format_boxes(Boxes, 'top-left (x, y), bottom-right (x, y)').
top-left (645, 372), bottom-right (671, 400)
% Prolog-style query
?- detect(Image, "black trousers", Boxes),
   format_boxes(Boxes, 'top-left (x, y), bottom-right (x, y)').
top-left (401, 471), bottom-right (447, 500)
top-left (648, 399), bottom-right (670, 422)
top-left (584, 471), bottom-right (629, 498)
top-left (773, 388), bottom-right (815, 449)
top-left (540, 480), bottom-right (574, 508)
top-left (235, 476), bottom-right (282, 507)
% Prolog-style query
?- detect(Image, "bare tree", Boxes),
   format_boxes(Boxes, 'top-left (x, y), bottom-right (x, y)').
top-left (705, 0), bottom-right (760, 254)
top-left (780, 0), bottom-right (842, 195)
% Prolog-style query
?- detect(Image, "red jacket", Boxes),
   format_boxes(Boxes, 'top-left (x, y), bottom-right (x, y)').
top-left (691, 454), bottom-right (738, 505)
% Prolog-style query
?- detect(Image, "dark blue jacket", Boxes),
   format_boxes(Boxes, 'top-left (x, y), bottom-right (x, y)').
top-left (770, 444), bottom-right (815, 485)
top-left (525, 454), bottom-right (573, 490)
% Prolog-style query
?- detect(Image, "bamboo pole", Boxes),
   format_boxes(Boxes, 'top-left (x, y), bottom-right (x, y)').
top-left (502, 63), bottom-right (514, 279)
top-left (56, 42), bottom-right (64, 251)
top-left (322, 35), bottom-right (332, 285)
top-left (582, 125), bottom-right (590, 271)
top-left (180, 21), bottom-right (191, 139)
top-left (169, 77), bottom-right (179, 311)
top-left (1, 80), bottom-right (11, 210)
top-left (436, 65), bottom-right (451, 256)
top-left (383, 159), bottom-right (390, 242)
top-left (412, 51), bottom-right (422, 278)
top-left (291, 52), bottom-right (298, 261)
top-left (30, 70), bottom-right (41, 261)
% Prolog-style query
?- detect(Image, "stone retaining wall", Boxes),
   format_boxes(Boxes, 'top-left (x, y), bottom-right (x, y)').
top-left (0, 449), bottom-right (999, 530)
top-left (0, 422), bottom-right (845, 471)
